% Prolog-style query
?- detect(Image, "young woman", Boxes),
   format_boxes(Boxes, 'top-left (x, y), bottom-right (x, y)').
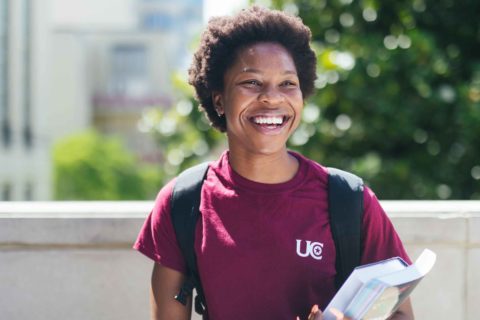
top-left (134, 6), bottom-right (414, 320)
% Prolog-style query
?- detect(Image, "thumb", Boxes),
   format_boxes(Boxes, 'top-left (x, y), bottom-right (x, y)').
top-left (308, 305), bottom-right (323, 320)
top-left (314, 309), bottom-right (324, 320)
top-left (329, 308), bottom-right (348, 320)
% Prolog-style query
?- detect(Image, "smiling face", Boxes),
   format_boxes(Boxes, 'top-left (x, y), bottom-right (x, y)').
top-left (212, 42), bottom-right (304, 157)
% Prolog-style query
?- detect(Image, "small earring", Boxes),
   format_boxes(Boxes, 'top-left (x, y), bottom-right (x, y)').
top-left (216, 109), bottom-right (224, 117)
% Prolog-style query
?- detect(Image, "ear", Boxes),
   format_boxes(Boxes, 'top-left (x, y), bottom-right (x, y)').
top-left (212, 92), bottom-right (224, 116)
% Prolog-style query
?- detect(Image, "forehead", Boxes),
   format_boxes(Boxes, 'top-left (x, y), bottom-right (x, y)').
top-left (232, 42), bottom-right (296, 71)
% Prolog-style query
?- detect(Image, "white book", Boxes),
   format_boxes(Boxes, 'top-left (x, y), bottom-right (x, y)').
top-left (324, 249), bottom-right (436, 320)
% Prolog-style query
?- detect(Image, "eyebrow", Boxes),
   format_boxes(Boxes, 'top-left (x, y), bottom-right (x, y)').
top-left (241, 67), bottom-right (297, 75)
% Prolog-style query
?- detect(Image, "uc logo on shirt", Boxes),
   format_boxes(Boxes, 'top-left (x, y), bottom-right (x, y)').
top-left (296, 239), bottom-right (323, 260)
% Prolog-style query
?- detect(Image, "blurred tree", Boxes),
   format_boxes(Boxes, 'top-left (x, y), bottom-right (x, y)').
top-left (146, 0), bottom-right (480, 199)
top-left (53, 130), bottom-right (162, 200)
top-left (261, 0), bottom-right (480, 199)
top-left (138, 72), bottom-right (225, 182)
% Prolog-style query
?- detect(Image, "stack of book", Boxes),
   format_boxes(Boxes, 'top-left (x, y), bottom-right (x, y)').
top-left (324, 249), bottom-right (436, 320)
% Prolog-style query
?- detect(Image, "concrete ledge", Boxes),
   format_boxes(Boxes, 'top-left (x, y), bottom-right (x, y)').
top-left (1, 201), bottom-right (480, 320)
top-left (382, 200), bottom-right (480, 215)
top-left (0, 202), bottom-right (150, 246)
top-left (0, 201), bottom-right (151, 217)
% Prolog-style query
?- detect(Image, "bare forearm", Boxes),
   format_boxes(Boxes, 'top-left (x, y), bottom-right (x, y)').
top-left (150, 263), bottom-right (191, 320)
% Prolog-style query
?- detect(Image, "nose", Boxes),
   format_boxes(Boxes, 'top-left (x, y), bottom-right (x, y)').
top-left (258, 85), bottom-right (285, 105)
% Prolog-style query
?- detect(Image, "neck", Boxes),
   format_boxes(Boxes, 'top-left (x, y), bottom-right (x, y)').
top-left (227, 148), bottom-right (299, 184)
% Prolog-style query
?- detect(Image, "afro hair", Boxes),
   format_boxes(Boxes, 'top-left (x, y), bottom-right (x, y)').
top-left (188, 6), bottom-right (317, 132)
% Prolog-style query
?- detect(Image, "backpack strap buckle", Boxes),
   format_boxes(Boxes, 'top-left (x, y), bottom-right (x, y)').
top-left (174, 279), bottom-right (195, 306)
top-left (174, 278), bottom-right (207, 316)
top-left (194, 294), bottom-right (207, 315)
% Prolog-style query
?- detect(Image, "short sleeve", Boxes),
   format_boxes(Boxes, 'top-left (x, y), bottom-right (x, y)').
top-left (133, 179), bottom-right (187, 273)
top-left (361, 186), bottom-right (412, 265)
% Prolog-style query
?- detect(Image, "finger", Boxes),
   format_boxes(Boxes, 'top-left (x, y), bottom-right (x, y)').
top-left (313, 307), bottom-right (324, 320)
top-left (307, 304), bottom-right (317, 320)
top-left (329, 308), bottom-right (345, 320)
top-left (308, 305), bottom-right (324, 320)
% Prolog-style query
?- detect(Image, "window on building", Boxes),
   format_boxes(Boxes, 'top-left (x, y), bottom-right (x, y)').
top-left (24, 182), bottom-right (33, 200)
top-left (109, 44), bottom-right (149, 97)
top-left (140, 12), bottom-right (174, 31)
top-left (2, 182), bottom-right (12, 201)
top-left (0, 0), bottom-right (11, 148)
top-left (23, 0), bottom-right (33, 148)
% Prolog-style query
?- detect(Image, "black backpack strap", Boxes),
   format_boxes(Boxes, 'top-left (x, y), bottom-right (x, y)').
top-left (170, 162), bottom-right (210, 316)
top-left (328, 167), bottom-right (364, 290)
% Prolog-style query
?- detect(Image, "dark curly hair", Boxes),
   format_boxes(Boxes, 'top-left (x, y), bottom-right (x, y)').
top-left (188, 5), bottom-right (317, 132)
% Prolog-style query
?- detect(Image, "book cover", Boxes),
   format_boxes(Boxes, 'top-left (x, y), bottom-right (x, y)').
top-left (324, 249), bottom-right (436, 320)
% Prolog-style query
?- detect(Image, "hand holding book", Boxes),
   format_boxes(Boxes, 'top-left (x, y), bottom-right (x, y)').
top-left (296, 249), bottom-right (434, 320)
top-left (322, 248), bottom-right (436, 320)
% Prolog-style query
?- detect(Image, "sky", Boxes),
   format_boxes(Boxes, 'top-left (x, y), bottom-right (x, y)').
top-left (51, 0), bottom-right (248, 28)
top-left (203, 0), bottom-right (248, 22)
top-left (51, 0), bottom-right (135, 29)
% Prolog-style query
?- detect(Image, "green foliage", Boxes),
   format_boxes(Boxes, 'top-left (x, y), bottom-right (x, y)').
top-left (262, 0), bottom-right (480, 199)
top-left (53, 130), bottom-right (162, 200)
top-left (138, 72), bottom-right (225, 182)
top-left (149, 0), bottom-right (480, 199)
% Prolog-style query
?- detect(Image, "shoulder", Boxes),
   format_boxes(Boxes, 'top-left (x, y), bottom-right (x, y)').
top-left (152, 179), bottom-right (176, 213)
top-left (362, 185), bottom-right (383, 214)
top-left (133, 177), bottom-right (189, 272)
top-left (360, 185), bottom-right (412, 264)
top-left (361, 185), bottom-right (389, 225)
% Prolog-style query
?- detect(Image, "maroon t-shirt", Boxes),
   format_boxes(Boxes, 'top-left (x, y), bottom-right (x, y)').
top-left (134, 151), bottom-right (411, 319)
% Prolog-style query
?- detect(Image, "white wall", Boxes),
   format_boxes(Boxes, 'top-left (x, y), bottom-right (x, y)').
top-left (48, 33), bottom-right (91, 139)
top-left (0, 201), bottom-right (479, 320)
top-left (0, 0), bottom-right (53, 200)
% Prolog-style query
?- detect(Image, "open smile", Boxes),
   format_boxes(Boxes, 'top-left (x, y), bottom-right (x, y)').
top-left (248, 114), bottom-right (292, 134)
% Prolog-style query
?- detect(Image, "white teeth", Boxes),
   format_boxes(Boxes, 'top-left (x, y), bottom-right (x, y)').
top-left (253, 116), bottom-right (284, 125)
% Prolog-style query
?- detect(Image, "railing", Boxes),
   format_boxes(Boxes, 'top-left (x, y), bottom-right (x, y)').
top-left (1, 201), bottom-right (479, 320)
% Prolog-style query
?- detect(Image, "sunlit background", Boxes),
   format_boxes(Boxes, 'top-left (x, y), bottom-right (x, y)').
top-left (0, 0), bottom-right (246, 201)
top-left (1, 2), bottom-right (479, 320)
top-left (1, 0), bottom-right (479, 201)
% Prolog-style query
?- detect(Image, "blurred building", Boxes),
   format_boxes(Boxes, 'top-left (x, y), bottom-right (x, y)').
top-left (0, 0), bottom-right (203, 200)
top-left (52, 0), bottom-right (203, 163)
top-left (0, 0), bottom-right (52, 200)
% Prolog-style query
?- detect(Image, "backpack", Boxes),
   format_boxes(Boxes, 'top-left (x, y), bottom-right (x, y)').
top-left (170, 162), bottom-right (364, 318)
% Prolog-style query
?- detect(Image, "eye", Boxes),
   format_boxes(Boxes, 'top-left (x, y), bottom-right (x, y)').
top-left (281, 80), bottom-right (298, 87)
top-left (241, 79), bottom-right (262, 87)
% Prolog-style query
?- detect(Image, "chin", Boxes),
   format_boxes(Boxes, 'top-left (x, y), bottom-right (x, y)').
top-left (250, 143), bottom-right (287, 156)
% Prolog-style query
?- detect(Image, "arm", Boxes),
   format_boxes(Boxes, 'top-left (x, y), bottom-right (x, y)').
top-left (150, 262), bottom-right (192, 320)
